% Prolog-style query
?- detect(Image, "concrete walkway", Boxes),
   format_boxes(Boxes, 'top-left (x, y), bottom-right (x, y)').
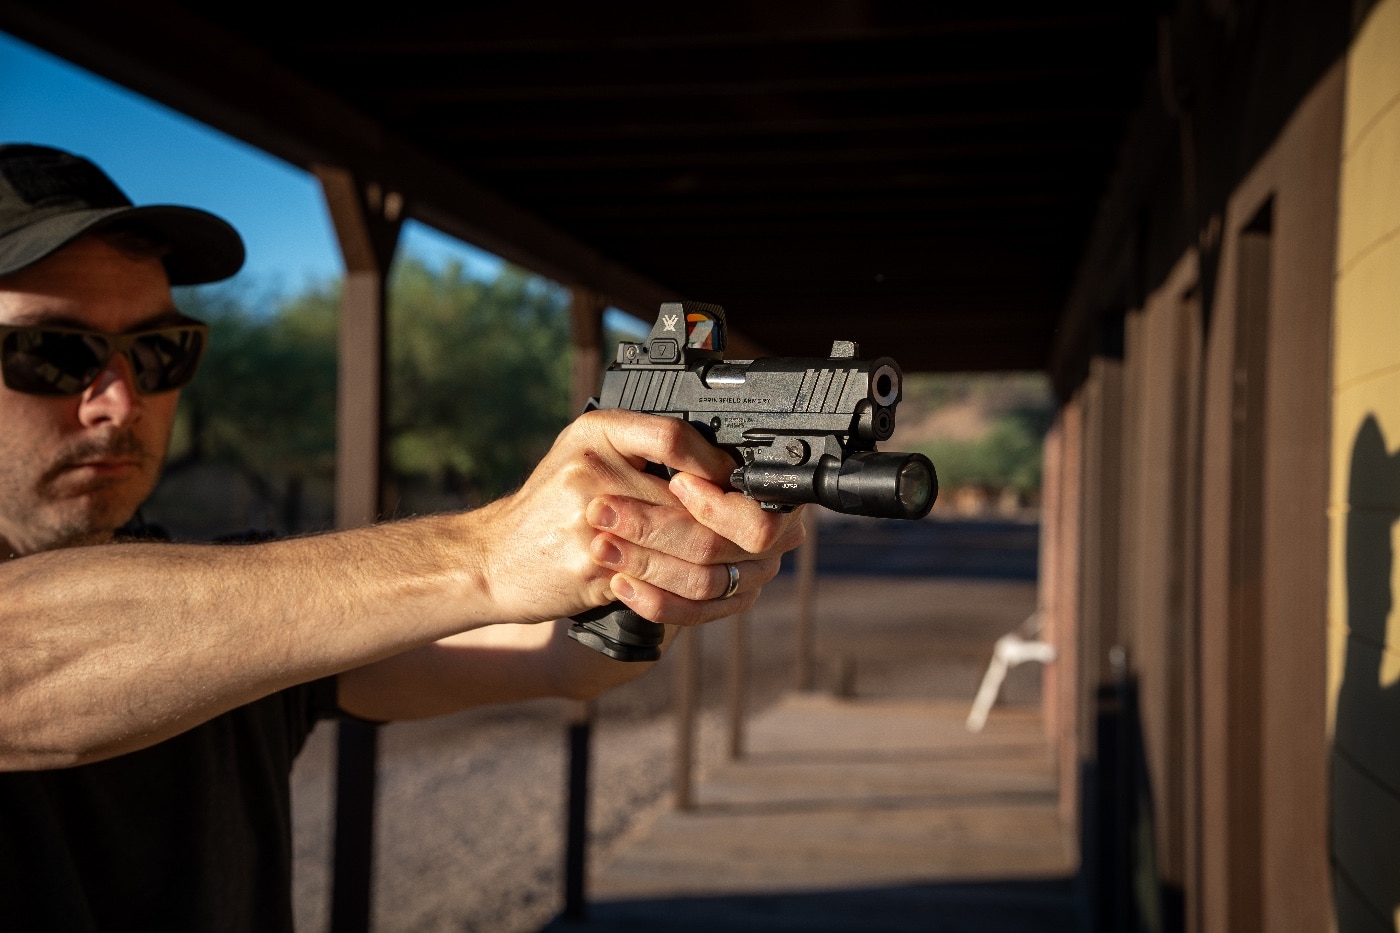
top-left (542, 690), bottom-right (1080, 932)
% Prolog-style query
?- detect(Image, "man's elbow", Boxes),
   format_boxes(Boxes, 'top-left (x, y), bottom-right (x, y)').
top-left (0, 729), bottom-right (109, 771)
top-left (0, 703), bottom-right (171, 771)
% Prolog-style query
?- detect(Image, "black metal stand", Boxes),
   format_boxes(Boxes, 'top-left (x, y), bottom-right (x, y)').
top-left (564, 719), bottom-right (591, 922)
top-left (331, 719), bottom-right (379, 933)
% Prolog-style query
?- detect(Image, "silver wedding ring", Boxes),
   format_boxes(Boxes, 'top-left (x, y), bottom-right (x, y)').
top-left (719, 562), bottom-right (740, 600)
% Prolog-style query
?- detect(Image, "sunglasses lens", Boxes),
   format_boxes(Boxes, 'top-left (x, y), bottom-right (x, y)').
top-left (0, 324), bottom-right (207, 396)
top-left (1, 329), bottom-right (107, 396)
top-left (129, 327), bottom-right (206, 393)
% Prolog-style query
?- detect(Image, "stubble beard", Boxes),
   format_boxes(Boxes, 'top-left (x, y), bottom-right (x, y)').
top-left (0, 428), bottom-right (164, 555)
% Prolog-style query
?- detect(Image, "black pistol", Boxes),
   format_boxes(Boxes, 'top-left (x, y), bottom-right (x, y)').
top-left (568, 301), bottom-right (937, 661)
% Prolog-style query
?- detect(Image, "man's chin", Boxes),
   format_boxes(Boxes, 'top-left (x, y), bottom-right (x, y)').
top-left (34, 512), bottom-right (133, 551)
top-left (30, 487), bottom-right (150, 551)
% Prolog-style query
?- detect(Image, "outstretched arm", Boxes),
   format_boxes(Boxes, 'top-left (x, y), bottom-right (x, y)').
top-left (0, 410), bottom-right (801, 770)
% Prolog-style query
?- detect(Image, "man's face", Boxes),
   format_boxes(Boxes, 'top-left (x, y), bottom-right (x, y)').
top-left (0, 235), bottom-right (184, 555)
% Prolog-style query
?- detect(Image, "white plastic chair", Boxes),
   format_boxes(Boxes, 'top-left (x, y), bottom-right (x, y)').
top-left (966, 611), bottom-right (1055, 732)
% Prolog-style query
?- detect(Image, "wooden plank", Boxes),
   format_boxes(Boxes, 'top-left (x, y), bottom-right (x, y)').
top-left (1256, 67), bottom-right (1338, 933)
top-left (588, 695), bottom-right (1073, 900)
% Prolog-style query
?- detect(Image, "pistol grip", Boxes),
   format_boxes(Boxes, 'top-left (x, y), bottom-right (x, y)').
top-left (568, 602), bottom-right (665, 662)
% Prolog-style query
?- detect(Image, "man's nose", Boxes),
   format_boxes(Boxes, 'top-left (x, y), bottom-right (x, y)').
top-left (77, 352), bottom-right (144, 427)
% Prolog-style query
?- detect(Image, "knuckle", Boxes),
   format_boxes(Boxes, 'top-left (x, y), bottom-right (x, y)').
top-left (625, 546), bottom-right (654, 578)
top-left (784, 513), bottom-right (809, 549)
top-left (641, 591), bottom-right (672, 622)
top-left (648, 416), bottom-right (689, 459)
top-left (679, 481), bottom-right (720, 521)
top-left (733, 520), bottom-right (777, 556)
top-left (559, 449), bottom-right (614, 494)
top-left (685, 564), bottom-right (720, 600)
top-left (604, 499), bottom-right (640, 539)
top-left (573, 408), bottom-right (618, 443)
top-left (627, 591), bottom-right (668, 624)
top-left (639, 589), bottom-right (706, 628)
top-left (746, 523), bottom-right (780, 554)
top-left (662, 415), bottom-right (697, 446)
top-left (749, 513), bottom-right (803, 556)
top-left (625, 586), bottom-right (652, 615)
top-left (573, 408), bottom-right (604, 429)
top-left (689, 532), bottom-right (728, 564)
top-left (750, 556), bottom-right (781, 586)
top-left (636, 505), bottom-right (680, 549)
top-left (572, 555), bottom-right (599, 585)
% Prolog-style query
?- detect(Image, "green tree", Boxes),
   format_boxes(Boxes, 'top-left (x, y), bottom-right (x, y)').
top-left (144, 282), bottom-right (339, 537)
top-left (173, 283), bottom-right (339, 480)
top-left (145, 257), bottom-right (575, 535)
top-left (385, 257), bottom-right (571, 511)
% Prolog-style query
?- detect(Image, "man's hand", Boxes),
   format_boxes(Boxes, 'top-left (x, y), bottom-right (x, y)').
top-left (473, 408), bottom-right (805, 627)
top-left (337, 409), bottom-right (806, 721)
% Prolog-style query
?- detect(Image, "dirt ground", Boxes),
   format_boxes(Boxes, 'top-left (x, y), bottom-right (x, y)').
top-left (288, 570), bottom-right (1042, 933)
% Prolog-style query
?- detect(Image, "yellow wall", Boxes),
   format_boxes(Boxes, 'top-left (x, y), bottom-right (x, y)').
top-left (1330, 0), bottom-right (1400, 928)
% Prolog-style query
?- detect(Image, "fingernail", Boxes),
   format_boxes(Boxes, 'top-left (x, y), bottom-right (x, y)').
top-left (612, 576), bottom-right (635, 600)
top-left (599, 541), bottom-right (623, 566)
top-left (590, 501), bottom-right (618, 529)
top-left (670, 474), bottom-right (692, 504)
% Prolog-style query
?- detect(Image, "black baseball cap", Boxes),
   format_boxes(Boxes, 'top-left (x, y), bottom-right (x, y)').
top-left (0, 143), bottom-right (245, 285)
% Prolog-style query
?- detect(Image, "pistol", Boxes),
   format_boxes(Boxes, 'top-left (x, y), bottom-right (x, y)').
top-left (568, 301), bottom-right (937, 661)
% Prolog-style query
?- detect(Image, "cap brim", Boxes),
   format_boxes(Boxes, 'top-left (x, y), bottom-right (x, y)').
top-left (0, 204), bottom-right (245, 285)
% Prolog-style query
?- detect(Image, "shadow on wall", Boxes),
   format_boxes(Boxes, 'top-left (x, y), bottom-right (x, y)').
top-left (1333, 414), bottom-right (1400, 931)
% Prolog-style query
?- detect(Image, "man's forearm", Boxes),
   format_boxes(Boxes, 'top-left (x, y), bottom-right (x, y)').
top-left (0, 513), bottom-right (493, 770)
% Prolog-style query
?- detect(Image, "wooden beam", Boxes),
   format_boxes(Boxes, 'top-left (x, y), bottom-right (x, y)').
top-left (0, 0), bottom-right (675, 317)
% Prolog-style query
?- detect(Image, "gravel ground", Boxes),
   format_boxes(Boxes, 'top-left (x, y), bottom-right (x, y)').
top-left (288, 570), bottom-right (1041, 933)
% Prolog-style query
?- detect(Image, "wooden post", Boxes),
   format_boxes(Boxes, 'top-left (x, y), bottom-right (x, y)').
top-left (727, 611), bottom-right (748, 759)
top-left (674, 625), bottom-right (701, 810)
top-left (562, 717), bottom-right (591, 922)
top-left (570, 288), bottom-right (606, 413)
top-left (795, 507), bottom-right (820, 692)
top-left (313, 163), bottom-right (403, 933)
top-left (563, 287), bottom-right (605, 921)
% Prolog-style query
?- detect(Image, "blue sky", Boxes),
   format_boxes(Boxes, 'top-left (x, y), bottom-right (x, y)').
top-left (0, 28), bottom-right (508, 297)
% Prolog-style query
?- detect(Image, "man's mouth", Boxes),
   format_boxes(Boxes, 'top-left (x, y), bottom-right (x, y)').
top-left (64, 458), bottom-right (142, 476)
top-left (46, 435), bottom-right (149, 486)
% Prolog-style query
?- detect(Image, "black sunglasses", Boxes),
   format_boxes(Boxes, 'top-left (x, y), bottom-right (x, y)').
top-left (0, 320), bottom-right (209, 397)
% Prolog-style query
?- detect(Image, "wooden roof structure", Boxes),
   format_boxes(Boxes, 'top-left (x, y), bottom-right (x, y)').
top-left (0, 2), bottom-right (1158, 373)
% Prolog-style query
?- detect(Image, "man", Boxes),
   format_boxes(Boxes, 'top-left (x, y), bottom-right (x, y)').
top-left (0, 144), bottom-right (803, 929)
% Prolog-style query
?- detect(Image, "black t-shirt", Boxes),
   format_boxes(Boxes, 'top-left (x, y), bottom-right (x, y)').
top-left (0, 676), bottom-right (340, 932)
